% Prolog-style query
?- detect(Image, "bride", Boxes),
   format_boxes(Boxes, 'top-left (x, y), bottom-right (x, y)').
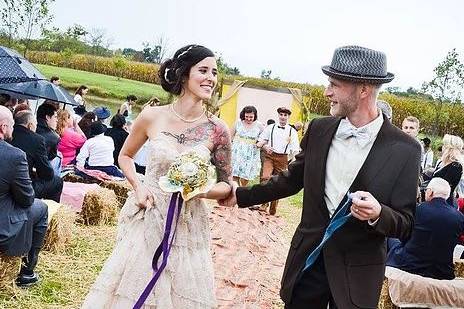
top-left (82, 45), bottom-right (232, 309)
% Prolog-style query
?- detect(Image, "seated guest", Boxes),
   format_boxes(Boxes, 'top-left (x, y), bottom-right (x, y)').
top-left (36, 102), bottom-right (59, 159)
top-left (11, 111), bottom-right (63, 202)
top-left (76, 121), bottom-right (123, 177)
top-left (104, 114), bottom-right (128, 168)
top-left (387, 178), bottom-right (464, 280)
top-left (56, 110), bottom-right (86, 166)
top-left (93, 106), bottom-right (111, 128)
top-left (78, 112), bottom-right (96, 139)
top-left (0, 106), bottom-right (48, 287)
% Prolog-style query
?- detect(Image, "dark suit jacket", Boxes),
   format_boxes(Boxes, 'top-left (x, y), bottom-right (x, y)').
top-left (11, 124), bottom-right (54, 181)
top-left (237, 116), bottom-right (421, 308)
top-left (36, 118), bottom-right (60, 160)
top-left (387, 197), bottom-right (464, 280)
top-left (0, 140), bottom-right (36, 256)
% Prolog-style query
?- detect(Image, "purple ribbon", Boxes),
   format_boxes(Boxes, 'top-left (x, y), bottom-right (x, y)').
top-left (133, 192), bottom-right (183, 309)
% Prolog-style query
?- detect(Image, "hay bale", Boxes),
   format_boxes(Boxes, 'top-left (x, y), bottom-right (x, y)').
top-left (377, 279), bottom-right (398, 309)
top-left (101, 179), bottom-right (133, 206)
top-left (80, 187), bottom-right (119, 225)
top-left (455, 260), bottom-right (464, 278)
top-left (43, 205), bottom-right (77, 253)
top-left (0, 253), bottom-right (20, 293)
top-left (63, 172), bottom-right (99, 184)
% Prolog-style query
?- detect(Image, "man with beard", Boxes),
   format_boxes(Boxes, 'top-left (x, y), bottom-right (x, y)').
top-left (221, 46), bottom-right (421, 308)
top-left (0, 106), bottom-right (48, 287)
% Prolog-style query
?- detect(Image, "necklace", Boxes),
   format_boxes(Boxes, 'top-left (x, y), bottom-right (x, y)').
top-left (170, 103), bottom-right (206, 123)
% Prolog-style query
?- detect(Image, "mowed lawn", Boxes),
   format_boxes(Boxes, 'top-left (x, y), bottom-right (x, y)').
top-left (35, 64), bottom-right (169, 102)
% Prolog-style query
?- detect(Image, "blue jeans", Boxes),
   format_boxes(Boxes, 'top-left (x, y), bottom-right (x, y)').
top-left (49, 156), bottom-right (62, 177)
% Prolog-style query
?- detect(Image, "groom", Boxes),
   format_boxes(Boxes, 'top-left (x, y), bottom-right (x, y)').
top-left (221, 46), bottom-right (421, 308)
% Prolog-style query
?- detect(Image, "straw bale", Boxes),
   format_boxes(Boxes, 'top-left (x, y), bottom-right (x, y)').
top-left (0, 253), bottom-right (20, 294)
top-left (80, 187), bottom-right (119, 225)
top-left (63, 173), bottom-right (98, 184)
top-left (377, 279), bottom-right (398, 309)
top-left (455, 260), bottom-right (464, 278)
top-left (43, 206), bottom-right (77, 253)
top-left (101, 179), bottom-right (133, 206)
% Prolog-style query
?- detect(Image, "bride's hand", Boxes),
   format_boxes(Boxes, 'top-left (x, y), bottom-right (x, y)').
top-left (198, 182), bottom-right (231, 200)
top-left (135, 184), bottom-right (155, 209)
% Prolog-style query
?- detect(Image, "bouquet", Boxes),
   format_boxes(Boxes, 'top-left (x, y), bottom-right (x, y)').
top-left (158, 151), bottom-right (216, 201)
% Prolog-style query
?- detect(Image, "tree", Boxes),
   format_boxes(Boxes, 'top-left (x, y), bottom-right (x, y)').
top-left (216, 55), bottom-right (240, 75)
top-left (422, 49), bottom-right (464, 134)
top-left (18, 0), bottom-right (55, 56)
top-left (1, 0), bottom-right (20, 47)
top-left (86, 27), bottom-right (112, 56)
top-left (113, 55), bottom-right (127, 80)
top-left (261, 69), bottom-right (272, 79)
top-left (142, 36), bottom-right (169, 64)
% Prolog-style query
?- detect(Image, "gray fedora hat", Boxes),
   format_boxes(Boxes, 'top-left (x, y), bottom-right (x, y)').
top-left (322, 46), bottom-right (394, 84)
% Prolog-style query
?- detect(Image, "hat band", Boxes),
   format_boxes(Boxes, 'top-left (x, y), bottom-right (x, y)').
top-left (329, 66), bottom-right (388, 79)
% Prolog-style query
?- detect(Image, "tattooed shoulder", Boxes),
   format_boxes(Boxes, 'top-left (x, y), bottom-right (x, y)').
top-left (160, 122), bottom-right (215, 145)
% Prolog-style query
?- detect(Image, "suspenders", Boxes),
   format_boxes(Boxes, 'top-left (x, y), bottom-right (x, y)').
top-left (270, 124), bottom-right (293, 154)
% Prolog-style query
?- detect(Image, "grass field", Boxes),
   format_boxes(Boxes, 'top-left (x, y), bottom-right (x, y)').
top-left (35, 64), bottom-right (169, 102)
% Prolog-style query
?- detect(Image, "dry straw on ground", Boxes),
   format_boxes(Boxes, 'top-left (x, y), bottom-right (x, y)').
top-left (455, 260), bottom-right (464, 278)
top-left (0, 253), bottom-right (21, 295)
top-left (63, 173), bottom-right (98, 184)
top-left (80, 187), bottom-right (119, 225)
top-left (377, 279), bottom-right (398, 309)
top-left (43, 206), bottom-right (77, 253)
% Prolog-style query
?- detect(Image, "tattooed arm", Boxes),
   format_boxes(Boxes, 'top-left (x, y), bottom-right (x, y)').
top-left (200, 117), bottom-right (232, 200)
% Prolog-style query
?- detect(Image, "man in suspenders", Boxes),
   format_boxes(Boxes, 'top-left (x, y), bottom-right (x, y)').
top-left (257, 107), bottom-right (300, 215)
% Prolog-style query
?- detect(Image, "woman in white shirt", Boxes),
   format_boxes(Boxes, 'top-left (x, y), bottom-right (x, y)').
top-left (118, 94), bottom-right (137, 121)
top-left (76, 121), bottom-right (124, 177)
top-left (74, 85), bottom-right (89, 106)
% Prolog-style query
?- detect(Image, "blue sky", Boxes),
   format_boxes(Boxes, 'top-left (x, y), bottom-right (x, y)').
top-left (51, 0), bottom-right (462, 90)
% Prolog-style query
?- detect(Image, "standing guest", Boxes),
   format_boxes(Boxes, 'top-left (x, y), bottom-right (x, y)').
top-left (83, 44), bottom-right (232, 308)
top-left (387, 178), bottom-right (464, 280)
top-left (119, 95), bottom-right (137, 121)
top-left (74, 85), bottom-right (89, 107)
top-left (105, 114), bottom-right (129, 168)
top-left (76, 121), bottom-right (123, 177)
top-left (421, 137), bottom-right (434, 170)
top-left (0, 106), bottom-right (48, 287)
top-left (13, 103), bottom-right (31, 117)
top-left (230, 105), bottom-right (263, 186)
top-left (256, 107), bottom-right (300, 215)
top-left (72, 105), bottom-right (87, 123)
top-left (402, 116), bottom-right (423, 161)
top-left (56, 110), bottom-right (86, 166)
top-left (50, 76), bottom-right (61, 86)
top-left (267, 119), bottom-right (275, 125)
top-left (36, 102), bottom-right (60, 174)
top-left (221, 45), bottom-right (421, 308)
top-left (431, 134), bottom-right (463, 206)
top-left (78, 111), bottom-right (96, 138)
top-left (11, 111), bottom-right (63, 202)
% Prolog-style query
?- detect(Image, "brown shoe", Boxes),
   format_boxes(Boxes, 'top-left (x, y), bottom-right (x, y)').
top-left (269, 202), bottom-right (277, 215)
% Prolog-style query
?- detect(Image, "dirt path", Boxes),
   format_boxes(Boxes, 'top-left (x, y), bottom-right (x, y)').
top-left (209, 200), bottom-right (301, 308)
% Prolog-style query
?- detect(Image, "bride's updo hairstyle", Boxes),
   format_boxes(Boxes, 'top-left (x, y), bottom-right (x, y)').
top-left (159, 44), bottom-right (215, 95)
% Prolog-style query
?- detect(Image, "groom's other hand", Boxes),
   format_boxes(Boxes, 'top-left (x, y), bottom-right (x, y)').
top-left (219, 181), bottom-right (238, 206)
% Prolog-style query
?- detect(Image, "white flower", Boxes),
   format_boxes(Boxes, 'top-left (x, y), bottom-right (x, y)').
top-left (179, 162), bottom-right (198, 177)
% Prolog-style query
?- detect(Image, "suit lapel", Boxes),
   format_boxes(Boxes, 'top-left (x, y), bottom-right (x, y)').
top-left (349, 118), bottom-right (396, 193)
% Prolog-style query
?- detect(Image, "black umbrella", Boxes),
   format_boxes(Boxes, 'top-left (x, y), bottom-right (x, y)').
top-left (0, 80), bottom-right (78, 106)
top-left (0, 46), bottom-right (46, 84)
top-left (0, 46), bottom-right (78, 106)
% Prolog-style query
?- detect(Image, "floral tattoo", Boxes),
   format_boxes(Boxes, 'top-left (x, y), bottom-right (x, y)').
top-left (160, 119), bottom-right (232, 182)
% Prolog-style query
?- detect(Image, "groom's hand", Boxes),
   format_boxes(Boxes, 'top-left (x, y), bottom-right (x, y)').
top-left (219, 181), bottom-right (238, 206)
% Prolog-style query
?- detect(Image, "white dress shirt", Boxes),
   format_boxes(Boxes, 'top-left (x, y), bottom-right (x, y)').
top-left (259, 123), bottom-right (300, 155)
top-left (324, 113), bottom-right (384, 217)
top-left (76, 134), bottom-right (115, 167)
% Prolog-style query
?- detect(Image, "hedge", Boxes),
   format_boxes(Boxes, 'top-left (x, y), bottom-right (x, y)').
top-left (26, 51), bottom-right (464, 138)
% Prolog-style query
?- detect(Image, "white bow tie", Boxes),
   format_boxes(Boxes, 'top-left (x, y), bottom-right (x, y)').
top-left (335, 119), bottom-right (372, 148)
